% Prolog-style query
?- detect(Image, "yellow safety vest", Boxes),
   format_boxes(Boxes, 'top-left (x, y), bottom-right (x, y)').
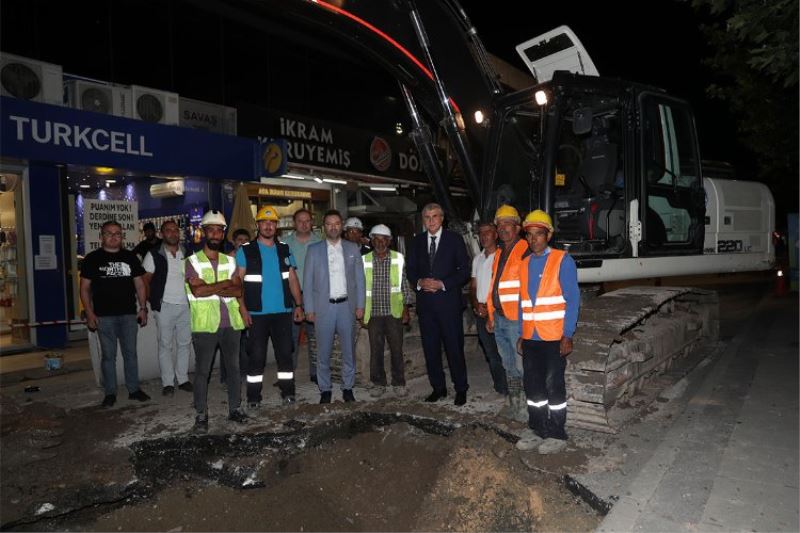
top-left (185, 250), bottom-right (244, 333)
top-left (363, 250), bottom-right (405, 324)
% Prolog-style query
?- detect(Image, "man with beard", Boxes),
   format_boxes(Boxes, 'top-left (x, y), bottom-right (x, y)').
top-left (236, 206), bottom-right (304, 408)
top-left (185, 210), bottom-right (247, 431)
top-left (142, 220), bottom-right (193, 396)
top-left (80, 220), bottom-right (150, 407)
top-left (303, 210), bottom-right (366, 403)
top-left (133, 222), bottom-right (162, 261)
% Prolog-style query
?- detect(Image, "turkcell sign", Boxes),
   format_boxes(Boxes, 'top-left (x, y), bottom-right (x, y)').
top-left (8, 115), bottom-right (153, 157)
top-left (0, 96), bottom-right (259, 180)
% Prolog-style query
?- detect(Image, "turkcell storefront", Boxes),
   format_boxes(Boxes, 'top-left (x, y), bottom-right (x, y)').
top-left (0, 95), bottom-right (262, 352)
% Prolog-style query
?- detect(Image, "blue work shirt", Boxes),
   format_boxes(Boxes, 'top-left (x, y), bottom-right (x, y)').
top-left (236, 242), bottom-right (297, 315)
top-left (519, 247), bottom-right (580, 340)
top-left (281, 231), bottom-right (321, 290)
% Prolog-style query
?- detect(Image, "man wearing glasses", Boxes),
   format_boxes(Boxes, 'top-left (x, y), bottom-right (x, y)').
top-left (80, 220), bottom-right (151, 408)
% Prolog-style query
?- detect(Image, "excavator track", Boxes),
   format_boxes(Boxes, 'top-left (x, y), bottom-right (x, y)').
top-left (566, 286), bottom-right (719, 433)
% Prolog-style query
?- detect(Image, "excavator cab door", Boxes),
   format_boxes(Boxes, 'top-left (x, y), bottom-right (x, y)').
top-left (638, 93), bottom-right (705, 255)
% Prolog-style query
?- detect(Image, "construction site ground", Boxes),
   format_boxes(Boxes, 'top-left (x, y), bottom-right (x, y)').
top-left (0, 282), bottom-right (796, 532)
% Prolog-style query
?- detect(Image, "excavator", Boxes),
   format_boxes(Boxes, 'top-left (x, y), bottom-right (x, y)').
top-left (231, 0), bottom-right (775, 431)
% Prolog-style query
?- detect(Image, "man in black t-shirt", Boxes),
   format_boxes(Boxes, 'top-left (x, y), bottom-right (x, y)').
top-left (132, 222), bottom-right (162, 261)
top-left (80, 220), bottom-right (151, 408)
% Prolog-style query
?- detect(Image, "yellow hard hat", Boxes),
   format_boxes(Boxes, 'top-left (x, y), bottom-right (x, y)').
top-left (256, 205), bottom-right (280, 222)
top-left (494, 204), bottom-right (521, 224)
top-left (523, 209), bottom-right (554, 232)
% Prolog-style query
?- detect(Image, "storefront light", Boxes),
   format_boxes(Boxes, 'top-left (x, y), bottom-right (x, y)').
top-left (322, 178), bottom-right (347, 185)
top-left (283, 174), bottom-right (306, 180)
top-left (79, 184), bottom-right (91, 189)
top-left (313, 177), bottom-right (324, 184)
top-left (370, 185), bottom-right (397, 192)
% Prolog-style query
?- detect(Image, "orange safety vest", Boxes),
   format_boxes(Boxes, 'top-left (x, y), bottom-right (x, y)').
top-left (486, 239), bottom-right (529, 321)
top-left (520, 249), bottom-right (567, 341)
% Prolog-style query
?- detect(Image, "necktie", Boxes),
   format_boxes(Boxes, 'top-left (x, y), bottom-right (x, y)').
top-left (429, 235), bottom-right (437, 271)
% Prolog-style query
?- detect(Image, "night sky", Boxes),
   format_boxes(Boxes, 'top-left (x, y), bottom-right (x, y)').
top-left (1, 0), bottom-right (747, 174)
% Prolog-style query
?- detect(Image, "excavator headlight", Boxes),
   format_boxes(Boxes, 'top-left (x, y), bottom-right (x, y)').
top-left (473, 110), bottom-right (485, 124)
top-left (534, 90), bottom-right (548, 106)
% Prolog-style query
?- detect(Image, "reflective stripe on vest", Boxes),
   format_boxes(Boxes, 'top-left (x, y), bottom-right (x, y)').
top-left (363, 250), bottom-right (405, 324)
top-left (486, 239), bottom-right (528, 321)
top-left (185, 251), bottom-right (244, 333)
top-left (520, 249), bottom-right (566, 341)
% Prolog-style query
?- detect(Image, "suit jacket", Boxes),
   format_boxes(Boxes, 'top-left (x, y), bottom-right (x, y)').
top-left (303, 238), bottom-right (366, 316)
top-left (406, 228), bottom-right (470, 315)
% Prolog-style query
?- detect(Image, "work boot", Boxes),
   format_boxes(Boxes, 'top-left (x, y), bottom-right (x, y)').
top-left (228, 409), bottom-right (248, 424)
top-left (538, 438), bottom-right (568, 455)
top-left (128, 390), bottom-right (150, 402)
top-left (515, 428), bottom-right (545, 451)
top-left (320, 391), bottom-right (332, 404)
top-left (193, 414), bottom-right (209, 433)
top-left (162, 386), bottom-right (175, 397)
top-left (178, 381), bottom-right (193, 392)
top-left (342, 389), bottom-right (356, 403)
top-left (101, 394), bottom-right (116, 408)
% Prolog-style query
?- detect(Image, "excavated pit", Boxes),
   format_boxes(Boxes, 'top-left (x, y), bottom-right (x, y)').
top-left (24, 412), bottom-right (601, 532)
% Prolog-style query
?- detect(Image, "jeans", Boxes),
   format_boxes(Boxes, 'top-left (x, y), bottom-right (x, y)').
top-left (154, 302), bottom-right (192, 387)
top-left (475, 314), bottom-right (508, 394)
top-left (192, 327), bottom-right (242, 416)
top-left (97, 314), bottom-right (140, 396)
top-left (494, 314), bottom-right (523, 382)
top-left (522, 339), bottom-right (568, 440)
top-left (367, 315), bottom-right (405, 386)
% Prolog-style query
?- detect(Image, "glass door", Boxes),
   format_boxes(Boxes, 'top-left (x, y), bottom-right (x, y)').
top-left (0, 168), bottom-right (31, 353)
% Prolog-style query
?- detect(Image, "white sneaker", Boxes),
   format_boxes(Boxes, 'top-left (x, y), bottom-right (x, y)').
top-left (515, 429), bottom-right (544, 451)
top-left (392, 385), bottom-right (408, 397)
top-left (369, 385), bottom-right (386, 398)
top-left (537, 438), bottom-right (568, 455)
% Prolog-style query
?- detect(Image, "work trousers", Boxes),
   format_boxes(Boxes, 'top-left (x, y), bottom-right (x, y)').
top-left (97, 314), bottom-right (140, 396)
top-left (291, 319), bottom-right (317, 378)
top-left (153, 302), bottom-right (192, 387)
top-left (192, 327), bottom-right (241, 416)
top-left (475, 314), bottom-right (508, 394)
top-left (367, 315), bottom-right (405, 387)
top-left (521, 339), bottom-right (568, 440)
top-left (247, 312), bottom-right (295, 402)
top-left (315, 301), bottom-right (356, 393)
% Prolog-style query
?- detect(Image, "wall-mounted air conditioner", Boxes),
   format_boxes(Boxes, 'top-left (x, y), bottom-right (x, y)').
top-left (149, 180), bottom-right (184, 198)
top-left (0, 51), bottom-right (63, 105)
top-left (64, 79), bottom-right (132, 118)
top-left (131, 85), bottom-right (179, 125)
top-left (179, 97), bottom-right (237, 135)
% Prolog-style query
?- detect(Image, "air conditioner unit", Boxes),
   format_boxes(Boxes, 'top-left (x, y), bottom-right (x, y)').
top-left (0, 51), bottom-right (63, 105)
top-left (179, 97), bottom-right (237, 135)
top-left (149, 180), bottom-right (184, 198)
top-left (64, 79), bottom-right (132, 118)
top-left (131, 85), bottom-right (179, 125)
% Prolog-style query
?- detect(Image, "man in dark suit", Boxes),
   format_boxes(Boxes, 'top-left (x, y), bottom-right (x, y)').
top-left (406, 203), bottom-right (471, 405)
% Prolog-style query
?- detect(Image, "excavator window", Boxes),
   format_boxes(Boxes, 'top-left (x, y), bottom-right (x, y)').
top-left (640, 95), bottom-right (704, 254)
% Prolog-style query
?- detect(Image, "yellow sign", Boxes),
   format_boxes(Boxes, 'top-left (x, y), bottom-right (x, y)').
top-left (555, 172), bottom-right (566, 186)
top-left (258, 187), bottom-right (312, 199)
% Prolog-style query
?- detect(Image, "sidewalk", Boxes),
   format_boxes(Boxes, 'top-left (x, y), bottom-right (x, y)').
top-left (597, 293), bottom-right (799, 532)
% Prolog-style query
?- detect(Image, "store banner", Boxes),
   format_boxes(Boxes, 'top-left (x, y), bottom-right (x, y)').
top-left (238, 103), bottom-right (428, 182)
top-left (0, 96), bottom-right (259, 180)
top-left (82, 199), bottom-right (139, 252)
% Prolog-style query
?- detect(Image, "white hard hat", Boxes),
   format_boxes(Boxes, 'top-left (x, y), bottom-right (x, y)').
top-left (344, 217), bottom-right (364, 230)
top-left (200, 210), bottom-right (227, 228)
top-left (369, 224), bottom-right (392, 238)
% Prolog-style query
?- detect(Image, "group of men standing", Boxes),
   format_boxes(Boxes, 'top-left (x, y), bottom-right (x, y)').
top-left (79, 201), bottom-right (579, 453)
